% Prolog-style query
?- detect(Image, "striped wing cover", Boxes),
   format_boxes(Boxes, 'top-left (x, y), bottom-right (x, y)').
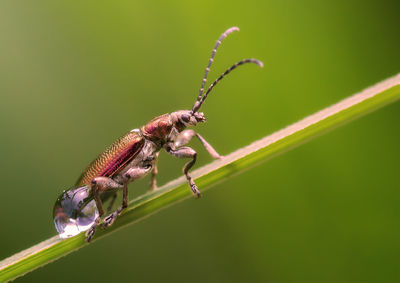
top-left (76, 130), bottom-right (144, 186)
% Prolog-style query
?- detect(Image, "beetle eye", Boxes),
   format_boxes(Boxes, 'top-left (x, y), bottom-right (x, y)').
top-left (181, 114), bottom-right (190, 123)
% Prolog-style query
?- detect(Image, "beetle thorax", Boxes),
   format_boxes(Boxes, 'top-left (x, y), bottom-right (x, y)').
top-left (141, 113), bottom-right (173, 143)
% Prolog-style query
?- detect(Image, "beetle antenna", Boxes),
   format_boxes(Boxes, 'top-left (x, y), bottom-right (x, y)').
top-left (193, 27), bottom-right (240, 112)
top-left (194, 59), bottom-right (263, 112)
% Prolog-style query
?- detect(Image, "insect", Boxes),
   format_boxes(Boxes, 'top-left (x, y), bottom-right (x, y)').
top-left (53, 26), bottom-right (263, 242)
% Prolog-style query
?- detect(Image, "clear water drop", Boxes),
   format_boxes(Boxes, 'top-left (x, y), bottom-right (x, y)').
top-left (53, 185), bottom-right (99, 238)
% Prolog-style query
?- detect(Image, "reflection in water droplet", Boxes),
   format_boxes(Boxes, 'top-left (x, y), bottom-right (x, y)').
top-left (53, 185), bottom-right (98, 238)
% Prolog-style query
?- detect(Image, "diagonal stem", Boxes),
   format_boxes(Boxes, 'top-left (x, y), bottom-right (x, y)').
top-left (1, 73), bottom-right (400, 283)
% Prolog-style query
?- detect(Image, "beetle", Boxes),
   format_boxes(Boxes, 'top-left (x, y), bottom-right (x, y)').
top-left (53, 26), bottom-right (263, 242)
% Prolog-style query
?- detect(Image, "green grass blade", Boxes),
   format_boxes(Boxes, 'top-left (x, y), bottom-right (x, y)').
top-left (1, 74), bottom-right (400, 283)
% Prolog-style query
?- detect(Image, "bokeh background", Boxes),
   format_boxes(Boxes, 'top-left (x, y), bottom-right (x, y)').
top-left (1, 0), bottom-right (400, 282)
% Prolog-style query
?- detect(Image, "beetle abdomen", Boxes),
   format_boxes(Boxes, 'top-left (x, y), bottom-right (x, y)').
top-left (76, 130), bottom-right (144, 185)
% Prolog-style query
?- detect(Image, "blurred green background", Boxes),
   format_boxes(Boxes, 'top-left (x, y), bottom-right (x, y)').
top-left (1, 0), bottom-right (399, 282)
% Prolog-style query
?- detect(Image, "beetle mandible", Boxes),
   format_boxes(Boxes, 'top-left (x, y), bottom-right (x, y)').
top-left (53, 26), bottom-right (263, 242)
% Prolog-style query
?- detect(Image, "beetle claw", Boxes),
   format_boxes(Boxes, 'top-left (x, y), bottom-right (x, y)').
top-left (102, 209), bottom-right (120, 228)
top-left (191, 184), bottom-right (201, 198)
top-left (85, 225), bottom-right (96, 242)
top-left (102, 214), bottom-right (115, 228)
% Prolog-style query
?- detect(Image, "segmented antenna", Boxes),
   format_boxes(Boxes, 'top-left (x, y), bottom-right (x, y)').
top-left (193, 27), bottom-right (240, 112)
top-left (197, 59), bottom-right (263, 109)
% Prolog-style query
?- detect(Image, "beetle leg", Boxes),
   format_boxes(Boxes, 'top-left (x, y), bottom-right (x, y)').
top-left (166, 145), bottom-right (201, 198)
top-left (149, 162), bottom-right (159, 191)
top-left (196, 133), bottom-right (224, 159)
top-left (86, 216), bottom-right (101, 242)
top-left (86, 177), bottom-right (123, 242)
top-left (175, 129), bottom-right (223, 159)
top-left (102, 184), bottom-right (128, 228)
top-left (90, 176), bottom-right (124, 215)
top-left (106, 193), bottom-right (118, 214)
top-left (103, 165), bottom-right (152, 228)
top-left (148, 152), bottom-right (159, 191)
top-left (174, 129), bottom-right (196, 147)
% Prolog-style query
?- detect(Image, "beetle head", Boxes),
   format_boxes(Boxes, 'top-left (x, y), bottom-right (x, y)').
top-left (171, 110), bottom-right (206, 130)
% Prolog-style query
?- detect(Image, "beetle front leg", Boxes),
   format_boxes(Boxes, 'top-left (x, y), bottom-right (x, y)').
top-left (175, 129), bottom-right (223, 159)
top-left (166, 145), bottom-right (201, 198)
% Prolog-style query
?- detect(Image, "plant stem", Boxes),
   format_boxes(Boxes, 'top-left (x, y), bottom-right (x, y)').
top-left (1, 73), bottom-right (400, 283)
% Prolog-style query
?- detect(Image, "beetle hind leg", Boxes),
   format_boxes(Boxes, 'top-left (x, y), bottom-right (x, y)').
top-left (102, 184), bottom-right (128, 228)
top-left (148, 152), bottom-right (159, 192)
top-left (86, 217), bottom-right (101, 242)
top-left (106, 193), bottom-right (118, 214)
top-left (85, 177), bottom-right (123, 242)
top-left (102, 165), bottom-right (153, 228)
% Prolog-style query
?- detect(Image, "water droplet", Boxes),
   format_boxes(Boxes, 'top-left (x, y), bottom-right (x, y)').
top-left (53, 185), bottom-right (98, 238)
